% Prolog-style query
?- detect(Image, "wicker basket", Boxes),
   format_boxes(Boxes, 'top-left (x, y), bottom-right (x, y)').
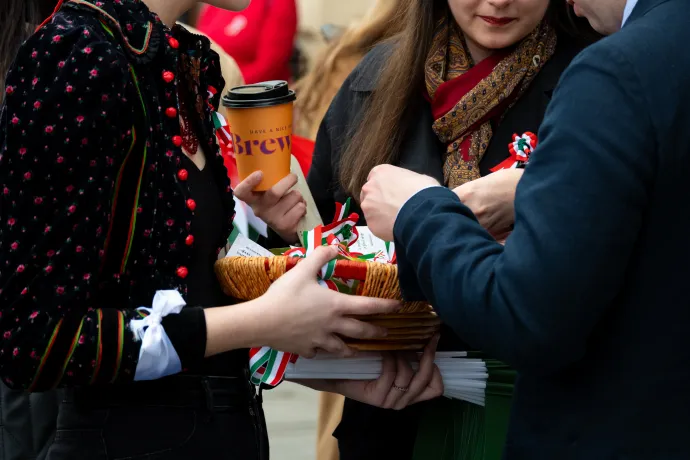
top-left (215, 256), bottom-right (439, 350)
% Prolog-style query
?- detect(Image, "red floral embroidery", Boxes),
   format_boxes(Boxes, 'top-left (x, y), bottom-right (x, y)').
top-left (0, 0), bottom-right (233, 391)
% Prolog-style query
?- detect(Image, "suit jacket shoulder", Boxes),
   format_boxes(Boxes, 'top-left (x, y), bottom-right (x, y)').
top-left (567, 0), bottom-right (690, 163)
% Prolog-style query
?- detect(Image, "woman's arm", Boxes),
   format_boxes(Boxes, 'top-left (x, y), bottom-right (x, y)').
top-left (0, 24), bottom-right (149, 391)
top-left (0, 20), bottom-right (403, 392)
top-left (204, 246), bottom-right (399, 358)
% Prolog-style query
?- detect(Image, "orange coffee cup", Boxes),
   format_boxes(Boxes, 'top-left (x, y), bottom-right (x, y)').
top-left (222, 81), bottom-right (296, 191)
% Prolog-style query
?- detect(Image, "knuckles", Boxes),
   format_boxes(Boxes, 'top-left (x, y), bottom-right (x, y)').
top-left (301, 349), bottom-right (317, 359)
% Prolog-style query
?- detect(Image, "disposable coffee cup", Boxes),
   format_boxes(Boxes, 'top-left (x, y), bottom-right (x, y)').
top-left (222, 81), bottom-right (296, 191)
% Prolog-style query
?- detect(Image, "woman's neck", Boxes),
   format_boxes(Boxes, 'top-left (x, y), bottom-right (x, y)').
top-left (141, 0), bottom-right (193, 27)
top-left (465, 36), bottom-right (494, 65)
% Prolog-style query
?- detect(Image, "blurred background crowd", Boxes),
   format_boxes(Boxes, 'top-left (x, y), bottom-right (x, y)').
top-left (179, 0), bottom-right (394, 139)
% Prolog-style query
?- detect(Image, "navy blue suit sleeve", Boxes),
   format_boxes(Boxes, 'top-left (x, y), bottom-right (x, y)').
top-left (394, 44), bottom-right (657, 375)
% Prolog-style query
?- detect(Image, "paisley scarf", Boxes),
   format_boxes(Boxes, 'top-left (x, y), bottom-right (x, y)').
top-left (425, 13), bottom-right (557, 188)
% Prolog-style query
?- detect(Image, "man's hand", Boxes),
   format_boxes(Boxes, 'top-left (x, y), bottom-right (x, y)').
top-left (360, 165), bottom-right (440, 241)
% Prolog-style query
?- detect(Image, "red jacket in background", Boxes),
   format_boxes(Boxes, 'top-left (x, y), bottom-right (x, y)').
top-left (197, 0), bottom-right (297, 84)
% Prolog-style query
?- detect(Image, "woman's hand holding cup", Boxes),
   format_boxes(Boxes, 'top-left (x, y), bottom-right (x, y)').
top-left (234, 171), bottom-right (305, 244)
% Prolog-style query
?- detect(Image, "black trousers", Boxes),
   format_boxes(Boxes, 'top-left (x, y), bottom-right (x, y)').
top-left (0, 382), bottom-right (59, 460)
top-left (46, 374), bottom-right (269, 460)
top-left (335, 398), bottom-right (422, 460)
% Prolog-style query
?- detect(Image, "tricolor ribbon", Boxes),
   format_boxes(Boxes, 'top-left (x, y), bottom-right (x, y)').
top-left (212, 111), bottom-right (233, 151)
top-left (207, 85), bottom-right (219, 109)
top-left (249, 346), bottom-right (299, 387)
top-left (248, 199), bottom-right (394, 387)
top-left (208, 85), bottom-right (233, 153)
top-left (212, 105), bottom-right (241, 187)
top-left (490, 132), bottom-right (537, 172)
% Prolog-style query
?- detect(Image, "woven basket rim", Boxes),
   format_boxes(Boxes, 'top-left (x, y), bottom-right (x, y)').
top-left (217, 255), bottom-right (390, 282)
top-left (214, 255), bottom-right (431, 314)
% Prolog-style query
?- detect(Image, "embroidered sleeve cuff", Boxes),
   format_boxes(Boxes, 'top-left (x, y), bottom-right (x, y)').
top-left (130, 291), bottom-right (206, 381)
top-left (162, 306), bottom-right (207, 370)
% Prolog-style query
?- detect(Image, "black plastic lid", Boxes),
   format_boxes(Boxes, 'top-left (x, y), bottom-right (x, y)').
top-left (222, 81), bottom-right (296, 109)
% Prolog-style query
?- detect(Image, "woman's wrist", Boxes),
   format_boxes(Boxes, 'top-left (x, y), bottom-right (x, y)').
top-left (203, 299), bottom-right (270, 357)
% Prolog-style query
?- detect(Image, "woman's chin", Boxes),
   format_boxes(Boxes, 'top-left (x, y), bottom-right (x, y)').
top-left (474, 34), bottom-right (523, 53)
top-left (470, 24), bottom-right (536, 54)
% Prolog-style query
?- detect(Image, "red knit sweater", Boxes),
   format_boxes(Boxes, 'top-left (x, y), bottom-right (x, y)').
top-left (197, 0), bottom-right (297, 84)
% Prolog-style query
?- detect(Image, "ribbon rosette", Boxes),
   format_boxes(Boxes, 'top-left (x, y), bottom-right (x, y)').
top-left (490, 132), bottom-right (537, 172)
top-left (248, 199), bottom-right (396, 387)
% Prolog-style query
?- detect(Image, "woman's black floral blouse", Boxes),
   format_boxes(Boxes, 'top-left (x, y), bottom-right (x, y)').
top-left (0, 0), bottom-right (235, 391)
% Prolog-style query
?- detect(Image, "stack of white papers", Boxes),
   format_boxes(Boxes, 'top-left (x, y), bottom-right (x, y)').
top-left (285, 352), bottom-right (488, 406)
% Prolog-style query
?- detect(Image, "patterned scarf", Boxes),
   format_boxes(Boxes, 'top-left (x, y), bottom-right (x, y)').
top-left (425, 14), bottom-right (557, 188)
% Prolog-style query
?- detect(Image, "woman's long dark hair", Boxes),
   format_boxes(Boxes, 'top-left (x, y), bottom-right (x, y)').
top-left (339, 0), bottom-right (601, 197)
top-left (0, 0), bottom-right (53, 101)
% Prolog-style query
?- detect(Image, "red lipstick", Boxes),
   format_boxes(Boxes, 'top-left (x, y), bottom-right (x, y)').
top-left (479, 16), bottom-right (516, 26)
